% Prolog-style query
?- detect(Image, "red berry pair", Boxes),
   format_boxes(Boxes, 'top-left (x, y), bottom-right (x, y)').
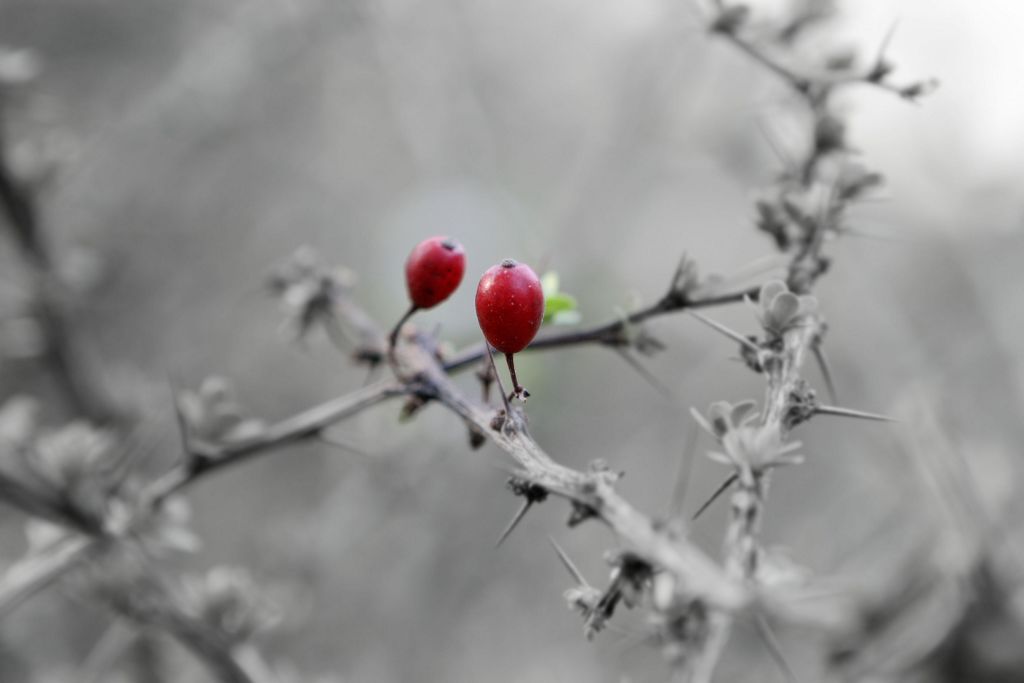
top-left (394, 238), bottom-right (545, 400)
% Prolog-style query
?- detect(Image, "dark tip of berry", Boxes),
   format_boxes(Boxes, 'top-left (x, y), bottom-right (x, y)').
top-left (501, 259), bottom-right (517, 268)
top-left (441, 238), bottom-right (457, 251)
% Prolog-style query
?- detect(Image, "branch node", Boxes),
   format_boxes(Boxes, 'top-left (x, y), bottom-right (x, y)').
top-left (567, 500), bottom-right (599, 528)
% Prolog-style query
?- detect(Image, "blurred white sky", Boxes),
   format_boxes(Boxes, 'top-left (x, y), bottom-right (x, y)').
top-left (848, 0), bottom-right (1024, 234)
top-left (605, 0), bottom-right (1024, 235)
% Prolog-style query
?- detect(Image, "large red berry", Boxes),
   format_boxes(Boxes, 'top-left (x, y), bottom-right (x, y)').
top-left (404, 237), bottom-right (466, 309)
top-left (475, 259), bottom-right (545, 354)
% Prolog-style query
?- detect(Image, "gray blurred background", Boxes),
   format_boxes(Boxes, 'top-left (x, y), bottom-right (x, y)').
top-left (0, 0), bottom-right (1022, 681)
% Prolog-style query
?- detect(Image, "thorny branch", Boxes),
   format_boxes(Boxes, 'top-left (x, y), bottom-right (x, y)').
top-left (0, 535), bottom-right (97, 617)
top-left (0, 241), bottom-right (767, 679)
top-left (0, 55), bottom-right (282, 681)
top-left (143, 378), bottom-right (406, 506)
top-left (442, 283), bottom-right (760, 374)
top-left (0, 4), bottom-right (936, 680)
top-left (400, 337), bottom-right (750, 611)
top-left (673, 3), bottom-right (934, 681)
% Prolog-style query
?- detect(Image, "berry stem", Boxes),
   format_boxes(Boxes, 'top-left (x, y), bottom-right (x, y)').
top-left (505, 353), bottom-right (529, 400)
top-left (388, 304), bottom-right (419, 352)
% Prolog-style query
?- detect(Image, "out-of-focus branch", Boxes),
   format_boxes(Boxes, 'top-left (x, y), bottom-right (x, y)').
top-left (101, 572), bottom-right (257, 683)
top-left (708, 1), bottom-right (935, 103)
top-left (0, 469), bottom-right (98, 532)
top-left (674, 4), bottom-right (934, 680)
top-left (144, 378), bottom-right (406, 506)
top-left (0, 535), bottom-right (97, 617)
top-left (0, 90), bottom-right (121, 424)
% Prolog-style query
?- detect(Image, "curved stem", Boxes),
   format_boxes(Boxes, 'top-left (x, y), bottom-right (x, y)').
top-left (387, 304), bottom-right (419, 351)
top-left (505, 353), bottom-right (528, 399)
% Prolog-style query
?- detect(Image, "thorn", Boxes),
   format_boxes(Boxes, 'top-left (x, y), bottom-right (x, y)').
top-left (815, 405), bottom-right (897, 423)
top-left (754, 614), bottom-right (797, 683)
top-left (548, 536), bottom-right (590, 587)
top-left (687, 310), bottom-right (761, 353)
top-left (722, 252), bottom-right (790, 290)
top-left (692, 472), bottom-right (738, 521)
top-left (671, 251), bottom-right (690, 286)
top-left (811, 343), bottom-right (838, 405)
top-left (316, 431), bottom-right (368, 457)
top-left (495, 499), bottom-right (534, 548)
top-left (873, 19), bottom-right (900, 71)
top-left (614, 348), bottom-right (672, 399)
top-left (669, 426), bottom-right (700, 518)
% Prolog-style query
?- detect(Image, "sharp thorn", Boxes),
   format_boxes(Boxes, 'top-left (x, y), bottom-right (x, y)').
top-left (812, 343), bottom-right (838, 405)
top-left (754, 614), bottom-right (798, 683)
top-left (692, 472), bottom-right (739, 521)
top-left (876, 19), bottom-right (900, 64)
top-left (669, 426), bottom-right (701, 518)
top-left (687, 311), bottom-right (760, 352)
top-left (316, 431), bottom-right (369, 457)
top-left (614, 348), bottom-right (672, 399)
top-left (548, 536), bottom-right (589, 587)
top-left (815, 405), bottom-right (898, 423)
top-left (495, 500), bottom-right (533, 549)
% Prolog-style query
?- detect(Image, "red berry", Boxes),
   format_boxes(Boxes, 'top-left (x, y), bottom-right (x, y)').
top-left (404, 236), bottom-right (466, 310)
top-left (475, 259), bottom-right (544, 354)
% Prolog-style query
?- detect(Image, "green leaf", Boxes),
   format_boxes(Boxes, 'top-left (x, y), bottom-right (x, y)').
top-left (543, 293), bottom-right (578, 323)
top-left (540, 271), bottom-right (581, 325)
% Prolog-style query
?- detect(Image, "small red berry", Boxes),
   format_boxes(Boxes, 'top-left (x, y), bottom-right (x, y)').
top-left (389, 236), bottom-right (465, 351)
top-left (404, 236), bottom-right (466, 310)
top-left (476, 259), bottom-right (545, 399)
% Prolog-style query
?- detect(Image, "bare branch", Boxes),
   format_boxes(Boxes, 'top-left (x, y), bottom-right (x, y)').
top-left (103, 575), bottom-right (256, 683)
top-left (145, 379), bottom-right (406, 505)
top-left (0, 535), bottom-right (96, 618)
top-left (0, 106), bottom-right (121, 423)
top-left (442, 285), bottom-right (759, 374)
